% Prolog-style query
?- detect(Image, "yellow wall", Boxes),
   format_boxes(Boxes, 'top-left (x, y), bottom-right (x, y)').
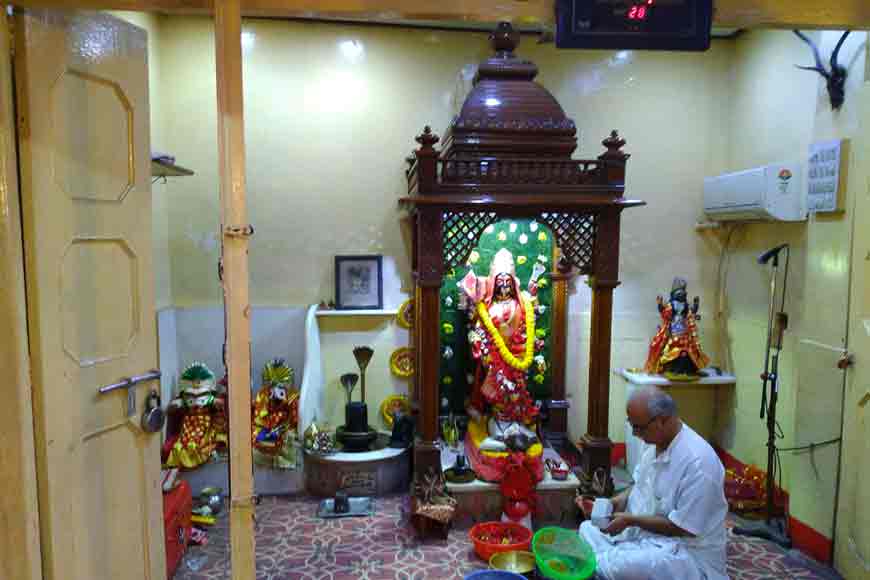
top-left (719, 29), bottom-right (868, 539)
top-left (111, 11), bottom-right (173, 311)
top-left (316, 315), bottom-right (411, 431)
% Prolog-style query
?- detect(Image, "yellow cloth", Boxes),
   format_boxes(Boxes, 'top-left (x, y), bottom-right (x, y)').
top-left (165, 411), bottom-right (218, 469)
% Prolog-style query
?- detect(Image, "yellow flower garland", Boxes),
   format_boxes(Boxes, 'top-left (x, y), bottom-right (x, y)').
top-left (477, 294), bottom-right (535, 371)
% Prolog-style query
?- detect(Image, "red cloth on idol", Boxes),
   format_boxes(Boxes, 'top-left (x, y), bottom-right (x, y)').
top-left (464, 431), bottom-right (544, 483)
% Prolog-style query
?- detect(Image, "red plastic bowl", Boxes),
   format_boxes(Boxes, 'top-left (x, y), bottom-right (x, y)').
top-left (469, 521), bottom-right (533, 561)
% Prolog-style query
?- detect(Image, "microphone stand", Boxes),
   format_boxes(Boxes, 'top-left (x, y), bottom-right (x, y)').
top-left (733, 245), bottom-right (792, 549)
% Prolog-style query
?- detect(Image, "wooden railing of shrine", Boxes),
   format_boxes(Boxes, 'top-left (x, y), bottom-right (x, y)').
top-left (407, 140), bottom-right (628, 195)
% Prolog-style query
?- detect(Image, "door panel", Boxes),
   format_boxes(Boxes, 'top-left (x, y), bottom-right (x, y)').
top-left (15, 10), bottom-right (164, 580)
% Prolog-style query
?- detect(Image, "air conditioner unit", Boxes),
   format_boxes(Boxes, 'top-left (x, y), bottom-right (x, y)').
top-left (703, 163), bottom-right (805, 222)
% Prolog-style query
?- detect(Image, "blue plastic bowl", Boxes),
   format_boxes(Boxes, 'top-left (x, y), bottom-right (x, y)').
top-left (464, 571), bottom-right (528, 580)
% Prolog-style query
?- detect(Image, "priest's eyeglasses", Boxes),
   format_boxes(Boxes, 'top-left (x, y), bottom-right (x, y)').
top-left (630, 415), bottom-right (660, 434)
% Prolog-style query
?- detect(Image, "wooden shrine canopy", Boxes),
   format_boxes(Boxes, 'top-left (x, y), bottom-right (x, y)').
top-left (400, 22), bottom-right (644, 490)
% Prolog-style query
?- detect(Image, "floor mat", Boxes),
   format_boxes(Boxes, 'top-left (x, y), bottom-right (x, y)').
top-left (173, 495), bottom-right (842, 580)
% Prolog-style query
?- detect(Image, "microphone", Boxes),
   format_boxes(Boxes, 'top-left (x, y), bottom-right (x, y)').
top-left (757, 243), bottom-right (789, 265)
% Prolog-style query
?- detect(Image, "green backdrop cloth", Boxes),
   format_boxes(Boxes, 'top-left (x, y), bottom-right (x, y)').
top-left (439, 218), bottom-right (554, 416)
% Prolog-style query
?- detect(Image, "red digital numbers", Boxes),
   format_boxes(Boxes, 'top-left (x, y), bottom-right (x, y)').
top-left (627, 0), bottom-right (653, 20)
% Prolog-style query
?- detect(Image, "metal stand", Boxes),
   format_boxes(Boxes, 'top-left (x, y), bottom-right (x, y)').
top-left (317, 496), bottom-right (374, 519)
top-left (733, 244), bottom-right (792, 549)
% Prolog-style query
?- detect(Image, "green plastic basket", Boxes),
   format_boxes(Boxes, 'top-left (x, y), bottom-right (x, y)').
top-left (531, 527), bottom-right (597, 580)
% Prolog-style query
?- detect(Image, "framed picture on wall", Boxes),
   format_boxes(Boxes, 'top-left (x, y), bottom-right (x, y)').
top-left (335, 255), bottom-right (383, 310)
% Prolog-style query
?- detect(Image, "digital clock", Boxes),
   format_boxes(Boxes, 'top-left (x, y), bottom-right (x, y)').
top-left (555, 0), bottom-right (713, 51)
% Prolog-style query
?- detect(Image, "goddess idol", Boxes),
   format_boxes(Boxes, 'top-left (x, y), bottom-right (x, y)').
top-left (459, 248), bottom-right (546, 484)
top-left (644, 277), bottom-right (710, 378)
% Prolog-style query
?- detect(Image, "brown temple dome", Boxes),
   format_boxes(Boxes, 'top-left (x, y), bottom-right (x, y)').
top-left (441, 22), bottom-right (578, 159)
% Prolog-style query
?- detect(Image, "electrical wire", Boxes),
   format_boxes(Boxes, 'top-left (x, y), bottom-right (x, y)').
top-left (715, 224), bottom-right (741, 372)
top-left (776, 437), bottom-right (841, 453)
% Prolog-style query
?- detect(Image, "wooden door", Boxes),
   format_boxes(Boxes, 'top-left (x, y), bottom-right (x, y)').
top-left (835, 84), bottom-right (870, 580)
top-left (15, 9), bottom-right (165, 580)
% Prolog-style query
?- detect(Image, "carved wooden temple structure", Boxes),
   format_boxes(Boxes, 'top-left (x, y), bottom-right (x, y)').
top-left (401, 22), bottom-right (643, 494)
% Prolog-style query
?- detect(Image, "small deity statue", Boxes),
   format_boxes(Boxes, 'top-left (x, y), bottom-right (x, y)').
top-left (644, 277), bottom-right (710, 377)
top-left (164, 362), bottom-right (228, 469)
top-left (251, 358), bottom-right (299, 458)
top-left (459, 248), bottom-right (546, 483)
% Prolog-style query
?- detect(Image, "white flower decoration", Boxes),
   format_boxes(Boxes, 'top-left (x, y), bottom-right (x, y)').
top-left (443, 346), bottom-right (454, 360)
top-left (485, 224), bottom-right (495, 234)
top-left (509, 222), bottom-right (518, 233)
top-left (537, 254), bottom-right (548, 263)
top-left (529, 222), bottom-right (539, 232)
top-left (519, 233), bottom-right (528, 245)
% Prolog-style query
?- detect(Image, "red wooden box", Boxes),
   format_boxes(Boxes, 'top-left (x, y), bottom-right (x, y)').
top-left (163, 479), bottom-right (192, 579)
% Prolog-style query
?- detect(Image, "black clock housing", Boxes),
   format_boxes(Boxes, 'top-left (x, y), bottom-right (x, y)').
top-left (555, 0), bottom-right (713, 52)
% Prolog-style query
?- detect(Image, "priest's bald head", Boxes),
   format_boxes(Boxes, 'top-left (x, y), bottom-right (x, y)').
top-left (626, 386), bottom-right (683, 450)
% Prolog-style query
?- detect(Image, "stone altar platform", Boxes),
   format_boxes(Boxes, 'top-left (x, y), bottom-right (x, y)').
top-left (304, 433), bottom-right (411, 497)
top-left (441, 443), bottom-right (580, 529)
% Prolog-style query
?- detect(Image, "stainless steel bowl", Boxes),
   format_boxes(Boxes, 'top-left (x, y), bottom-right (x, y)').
top-left (200, 486), bottom-right (223, 515)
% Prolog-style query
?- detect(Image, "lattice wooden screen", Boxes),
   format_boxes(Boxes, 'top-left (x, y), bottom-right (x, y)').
top-left (540, 212), bottom-right (596, 274)
top-left (441, 210), bottom-right (597, 274)
top-left (442, 211), bottom-right (499, 270)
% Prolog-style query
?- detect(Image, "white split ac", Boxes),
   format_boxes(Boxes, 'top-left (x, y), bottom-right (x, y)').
top-left (703, 163), bottom-right (806, 222)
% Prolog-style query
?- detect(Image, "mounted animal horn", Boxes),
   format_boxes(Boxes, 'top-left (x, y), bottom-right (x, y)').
top-left (793, 30), bottom-right (851, 110)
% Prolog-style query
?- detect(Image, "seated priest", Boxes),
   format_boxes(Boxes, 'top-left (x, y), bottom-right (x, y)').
top-left (577, 387), bottom-right (728, 580)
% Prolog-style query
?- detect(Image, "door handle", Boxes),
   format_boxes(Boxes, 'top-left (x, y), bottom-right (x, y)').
top-left (97, 369), bottom-right (162, 416)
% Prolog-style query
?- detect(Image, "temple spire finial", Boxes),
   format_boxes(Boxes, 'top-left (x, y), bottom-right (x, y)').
top-left (490, 21), bottom-right (519, 55)
top-left (415, 126), bottom-right (440, 152)
top-left (600, 130), bottom-right (629, 161)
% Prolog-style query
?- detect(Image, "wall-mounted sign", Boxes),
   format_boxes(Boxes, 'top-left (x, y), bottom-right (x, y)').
top-left (807, 139), bottom-right (848, 214)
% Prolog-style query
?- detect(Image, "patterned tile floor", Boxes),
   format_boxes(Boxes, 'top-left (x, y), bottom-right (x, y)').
top-left (173, 495), bottom-right (843, 580)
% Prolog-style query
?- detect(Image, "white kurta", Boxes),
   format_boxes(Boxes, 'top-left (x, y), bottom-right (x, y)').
top-left (580, 424), bottom-right (728, 580)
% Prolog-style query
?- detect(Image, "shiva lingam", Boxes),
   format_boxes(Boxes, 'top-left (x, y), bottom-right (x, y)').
top-left (336, 347), bottom-right (378, 452)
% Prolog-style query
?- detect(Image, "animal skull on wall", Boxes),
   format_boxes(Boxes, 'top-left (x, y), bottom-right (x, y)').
top-left (793, 30), bottom-right (852, 111)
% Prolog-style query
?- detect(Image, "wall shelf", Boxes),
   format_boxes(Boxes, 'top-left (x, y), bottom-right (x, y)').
top-left (151, 159), bottom-right (194, 177)
top-left (616, 368), bottom-right (736, 387)
top-left (151, 158), bottom-right (195, 180)
top-left (315, 309), bottom-right (398, 317)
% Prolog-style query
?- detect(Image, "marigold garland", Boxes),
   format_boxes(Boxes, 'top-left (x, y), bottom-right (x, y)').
top-left (477, 294), bottom-right (535, 371)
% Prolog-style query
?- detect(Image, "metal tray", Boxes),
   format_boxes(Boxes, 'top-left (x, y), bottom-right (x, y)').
top-left (317, 496), bottom-right (374, 519)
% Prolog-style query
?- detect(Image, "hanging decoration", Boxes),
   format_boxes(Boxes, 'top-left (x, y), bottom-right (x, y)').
top-left (380, 394), bottom-right (411, 428)
top-left (397, 298), bottom-right (415, 329)
top-left (389, 347), bottom-right (415, 378)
